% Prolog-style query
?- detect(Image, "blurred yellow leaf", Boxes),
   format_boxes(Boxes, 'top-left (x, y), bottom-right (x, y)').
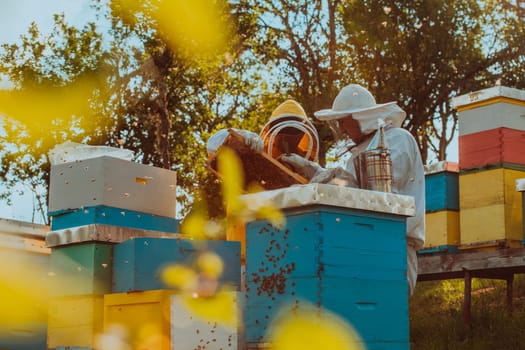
top-left (0, 253), bottom-right (49, 327)
top-left (246, 182), bottom-right (265, 194)
top-left (240, 183), bottom-right (285, 228)
top-left (95, 324), bottom-right (132, 350)
top-left (180, 206), bottom-right (209, 239)
top-left (155, 0), bottom-right (230, 56)
top-left (217, 146), bottom-right (245, 215)
top-left (160, 264), bottom-right (198, 291)
top-left (115, 0), bottom-right (231, 57)
top-left (182, 291), bottom-right (238, 330)
top-left (0, 77), bottom-right (99, 129)
top-left (268, 305), bottom-right (365, 350)
top-left (136, 323), bottom-right (166, 350)
top-left (197, 251), bottom-right (224, 279)
top-left (0, 280), bottom-right (47, 326)
top-left (203, 219), bottom-right (226, 239)
top-left (256, 204), bottom-right (285, 228)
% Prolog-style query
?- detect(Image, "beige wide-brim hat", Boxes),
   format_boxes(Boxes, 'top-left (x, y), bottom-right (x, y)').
top-left (269, 99), bottom-right (308, 119)
top-left (314, 84), bottom-right (406, 134)
top-left (260, 100), bottom-right (319, 161)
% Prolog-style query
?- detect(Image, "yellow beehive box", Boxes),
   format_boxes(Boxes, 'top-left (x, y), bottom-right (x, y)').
top-left (460, 204), bottom-right (523, 246)
top-left (104, 290), bottom-right (176, 350)
top-left (423, 211), bottom-right (460, 248)
top-left (459, 168), bottom-right (525, 209)
top-left (47, 295), bottom-right (104, 349)
top-left (459, 167), bottom-right (524, 247)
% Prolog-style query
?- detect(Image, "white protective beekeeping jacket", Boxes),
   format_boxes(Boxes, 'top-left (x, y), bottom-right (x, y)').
top-left (297, 83), bottom-right (425, 295)
top-left (346, 125), bottom-right (425, 294)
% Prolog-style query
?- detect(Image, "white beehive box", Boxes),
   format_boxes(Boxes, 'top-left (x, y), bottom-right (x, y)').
top-left (48, 156), bottom-right (177, 218)
top-left (170, 292), bottom-right (243, 350)
top-left (451, 85), bottom-right (525, 136)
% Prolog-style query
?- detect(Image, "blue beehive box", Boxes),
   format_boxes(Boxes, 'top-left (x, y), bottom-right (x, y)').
top-left (113, 237), bottom-right (241, 292)
top-left (0, 327), bottom-right (47, 350)
top-left (241, 184), bottom-right (414, 350)
top-left (50, 205), bottom-right (179, 233)
top-left (420, 162), bottom-right (460, 254)
top-left (424, 161), bottom-right (459, 212)
top-left (49, 242), bottom-right (113, 297)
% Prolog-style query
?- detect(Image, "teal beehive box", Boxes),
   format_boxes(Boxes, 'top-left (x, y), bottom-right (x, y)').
top-left (113, 237), bottom-right (241, 292)
top-left (420, 161), bottom-right (460, 254)
top-left (49, 242), bottom-right (113, 296)
top-left (49, 205), bottom-right (179, 233)
top-left (424, 161), bottom-right (459, 212)
top-left (242, 184), bottom-right (414, 350)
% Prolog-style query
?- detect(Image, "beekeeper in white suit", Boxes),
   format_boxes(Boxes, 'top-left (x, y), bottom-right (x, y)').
top-left (279, 84), bottom-right (425, 295)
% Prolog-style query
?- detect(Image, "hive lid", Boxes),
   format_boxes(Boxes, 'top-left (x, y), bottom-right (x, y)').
top-left (241, 183), bottom-right (415, 217)
top-left (516, 178), bottom-right (525, 192)
top-left (45, 224), bottom-right (181, 247)
top-left (451, 85), bottom-right (525, 110)
top-left (48, 140), bottom-right (134, 165)
top-left (424, 161), bottom-right (459, 175)
top-left (0, 218), bottom-right (50, 253)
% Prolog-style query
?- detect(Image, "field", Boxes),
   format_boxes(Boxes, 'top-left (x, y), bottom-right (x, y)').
top-left (410, 276), bottom-right (525, 349)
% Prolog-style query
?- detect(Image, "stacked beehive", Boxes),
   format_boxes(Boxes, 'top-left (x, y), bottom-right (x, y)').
top-left (0, 218), bottom-right (50, 350)
top-left (47, 156), bottom-right (180, 233)
top-left (46, 154), bottom-right (242, 350)
top-left (419, 161), bottom-right (460, 254)
top-left (452, 86), bottom-right (525, 250)
top-left (106, 236), bottom-right (242, 350)
top-left (242, 184), bottom-right (415, 350)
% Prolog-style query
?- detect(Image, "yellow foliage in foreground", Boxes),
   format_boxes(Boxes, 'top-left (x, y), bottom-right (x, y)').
top-left (268, 305), bottom-right (365, 350)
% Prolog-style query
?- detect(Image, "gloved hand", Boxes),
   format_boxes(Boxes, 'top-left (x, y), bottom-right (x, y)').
top-left (207, 129), bottom-right (229, 158)
top-left (278, 153), bottom-right (323, 180)
top-left (235, 129), bottom-right (264, 153)
top-left (310, 167), bottom-right (358, 187)
top-left (207, 128), bottom-right (264, 158)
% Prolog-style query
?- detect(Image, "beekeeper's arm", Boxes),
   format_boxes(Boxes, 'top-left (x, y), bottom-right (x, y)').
top-left (206, 128), bottom-right (264, 158)
top-left (387, 128), bottom-right (425, 250)
top-left (279, 153), bottom-right (359, 187)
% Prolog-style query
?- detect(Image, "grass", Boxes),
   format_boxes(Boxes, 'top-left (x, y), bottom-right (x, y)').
top-left (410, 276), bottom-right (525, 349)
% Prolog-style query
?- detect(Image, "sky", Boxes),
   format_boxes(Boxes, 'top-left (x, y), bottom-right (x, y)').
top-left (0, 0), bottom-right (459, 224)
top-left (0, 0), bottom-right (95, 44)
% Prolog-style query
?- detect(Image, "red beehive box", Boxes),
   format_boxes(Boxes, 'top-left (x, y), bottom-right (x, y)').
top-left (459, 127), bottom-right (525, 170)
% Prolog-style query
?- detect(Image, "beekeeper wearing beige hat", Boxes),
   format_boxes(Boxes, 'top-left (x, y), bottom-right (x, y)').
top-left (207, 99), bottom-right (319, 162)
top-left (280, 84), bottom-right (425, 295)
top-left (206, 99), bottom-right (319, 263)
top-left (260, 99), bottom-right (319, 162)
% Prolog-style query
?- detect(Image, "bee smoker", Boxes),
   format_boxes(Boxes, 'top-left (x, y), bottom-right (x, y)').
top-left (358, 120), bottom-right (392, 192)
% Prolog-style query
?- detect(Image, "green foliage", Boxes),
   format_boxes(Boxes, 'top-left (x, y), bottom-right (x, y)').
top-left (411, 276), bottom-right (525, 349)
top-left (0, 1), bottom-right (270, 220)
top-left (0, 14), bottom-right (108, 224)
top-left (340, 0), bottom-right (525, 163)
top-left (236, 0), bottom-right (347, 165)
top-left (99, 0), bottom-right (275, 216)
